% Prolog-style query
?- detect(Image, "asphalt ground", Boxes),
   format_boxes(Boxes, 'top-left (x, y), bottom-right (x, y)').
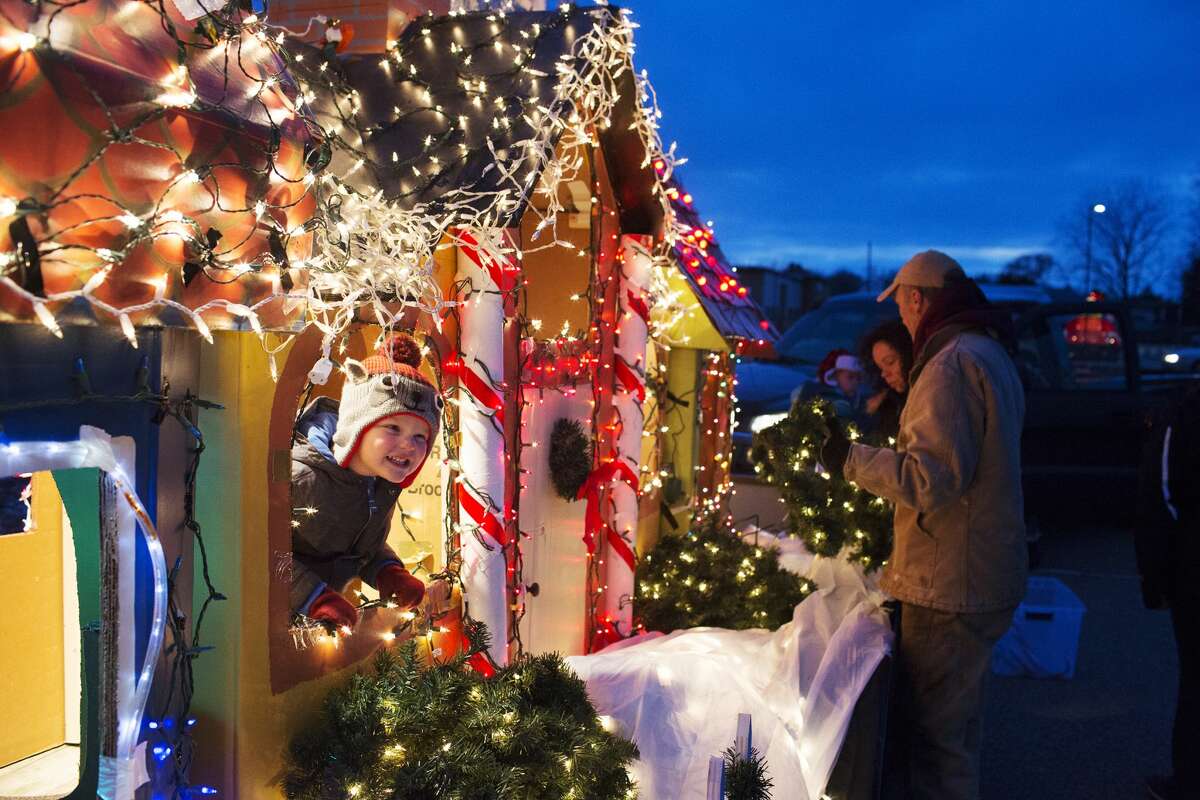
top-left (980, 525), bottom-right (1178, 800)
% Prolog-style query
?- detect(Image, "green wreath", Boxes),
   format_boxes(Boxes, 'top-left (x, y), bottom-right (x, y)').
top-left (749, 398), bottom-right (893, 571)
top-left (549, 418), bottom-right (593, 502)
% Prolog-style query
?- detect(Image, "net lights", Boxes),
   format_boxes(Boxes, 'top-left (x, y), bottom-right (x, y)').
top-left (0, 2), bottom-right (733, 366)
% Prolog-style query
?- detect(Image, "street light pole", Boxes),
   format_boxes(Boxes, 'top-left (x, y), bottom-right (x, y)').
top-left (1085, 203), bottom-right (1106, 292)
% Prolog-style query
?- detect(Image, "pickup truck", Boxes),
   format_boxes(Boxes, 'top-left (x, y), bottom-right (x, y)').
top-left (733, 298), bottom-right (1197, 527)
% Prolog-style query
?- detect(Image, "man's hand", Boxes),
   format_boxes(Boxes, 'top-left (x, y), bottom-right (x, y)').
top-left (821, 424), bottom-right (852, 480)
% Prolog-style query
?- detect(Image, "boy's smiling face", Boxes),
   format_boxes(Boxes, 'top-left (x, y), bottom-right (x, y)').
top-left (348, 413), bottom-right (430, 484)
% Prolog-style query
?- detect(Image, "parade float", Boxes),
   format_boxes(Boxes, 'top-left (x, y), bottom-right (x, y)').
top-left (0, 1), bottom-right (881, 797)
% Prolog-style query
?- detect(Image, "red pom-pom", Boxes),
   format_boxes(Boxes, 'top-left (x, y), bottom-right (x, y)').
top-left (378, 334), bottom-right (422, 369)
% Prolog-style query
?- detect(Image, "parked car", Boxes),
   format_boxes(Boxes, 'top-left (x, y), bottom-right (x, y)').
top-left (735, 285), bottom-right (1052, 436)
top-left (734, 293), bottom-right (1196, 526)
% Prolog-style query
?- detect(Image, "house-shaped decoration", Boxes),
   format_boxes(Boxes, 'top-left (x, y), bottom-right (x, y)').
top-left (0, 1), bottom-right (777, 797)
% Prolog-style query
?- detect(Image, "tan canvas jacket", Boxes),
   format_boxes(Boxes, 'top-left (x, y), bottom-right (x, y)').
top-left (845, 329), bottom-right (1028, 612)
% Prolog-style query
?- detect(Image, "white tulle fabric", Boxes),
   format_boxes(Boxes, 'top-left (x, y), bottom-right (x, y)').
top-left (566, 555), bottom-right (892, 800)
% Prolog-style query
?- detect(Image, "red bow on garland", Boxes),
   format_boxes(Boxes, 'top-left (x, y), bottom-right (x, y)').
top-left (590, 618), bottom-right (625, 653)
top-left (576, 458), bottom-right (639, 571)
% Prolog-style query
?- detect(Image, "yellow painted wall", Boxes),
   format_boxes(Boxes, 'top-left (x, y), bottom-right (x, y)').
top-left (192, 312), bottom-right (461, 796)
top-left (192, 332), bottom-right (373, 798)
top-left (0, 472), bottom-right (66, 767)
top-left (657, 273), bottom-right (729, 538)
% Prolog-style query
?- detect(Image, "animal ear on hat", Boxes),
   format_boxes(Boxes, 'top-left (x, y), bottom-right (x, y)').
top-left (344, 358), bottom-right (369, 383)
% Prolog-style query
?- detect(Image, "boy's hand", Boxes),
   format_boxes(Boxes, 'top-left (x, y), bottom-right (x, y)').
top-left (377, 565), bottom-right (425, 609)
top-left (307, 588), bottom-right (359, 630)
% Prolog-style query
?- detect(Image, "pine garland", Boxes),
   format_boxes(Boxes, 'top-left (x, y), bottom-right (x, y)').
top-left (749, 399), bottom-right (893, 571)
top-left (282, 623), bottom-right (638, 800)
top-left (549, 418), bottom-right (593, 502)
top-left (636, 521), bottom-right (813, 633)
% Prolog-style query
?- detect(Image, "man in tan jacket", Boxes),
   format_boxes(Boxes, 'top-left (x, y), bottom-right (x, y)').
top-left (823, 250), bottom-right (1027, 800)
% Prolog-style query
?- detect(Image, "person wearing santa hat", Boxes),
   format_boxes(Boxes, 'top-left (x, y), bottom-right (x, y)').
top-left (288, 333), bottom-right (445, 630)
top-left (796, 348), bottom-right (869, 424)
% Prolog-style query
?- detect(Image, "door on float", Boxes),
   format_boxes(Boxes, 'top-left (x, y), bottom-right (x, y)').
top-left (0, 471), bottom-right (68, 768)
top-left (517, 388), bottom-right (593, 657)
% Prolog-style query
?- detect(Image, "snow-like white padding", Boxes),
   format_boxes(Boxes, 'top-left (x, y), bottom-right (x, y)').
top-left (0, 426), bottom-right (165, 800)
top-left (565, 557), bottom-right (893, 800)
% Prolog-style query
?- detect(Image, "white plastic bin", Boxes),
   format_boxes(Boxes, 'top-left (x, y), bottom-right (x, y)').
top-left (991, 576), bottom-right (1086, 679)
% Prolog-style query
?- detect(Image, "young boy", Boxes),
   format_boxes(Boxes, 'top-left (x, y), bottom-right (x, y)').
top-left (797, 349), bottom-right (868, 424)
top-left (289, 333), bottom-right (444, 629)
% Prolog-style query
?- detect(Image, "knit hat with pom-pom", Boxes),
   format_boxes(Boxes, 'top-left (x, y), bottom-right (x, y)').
top-left (332, 333), bottom-right (443, 475)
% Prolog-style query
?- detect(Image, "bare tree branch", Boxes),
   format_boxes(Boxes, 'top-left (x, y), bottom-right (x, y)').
top-left (1057, 178), bottom-right (1174, 299)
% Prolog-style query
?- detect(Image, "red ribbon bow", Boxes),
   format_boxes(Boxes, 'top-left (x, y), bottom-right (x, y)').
top-left (576, 458), bottom-right (639, 571)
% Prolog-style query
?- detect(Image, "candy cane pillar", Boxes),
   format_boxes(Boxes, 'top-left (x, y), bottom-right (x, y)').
top-left (603, 235), bottom-right (653, 631)
top-left (455, 229), bottom-right (515, 666)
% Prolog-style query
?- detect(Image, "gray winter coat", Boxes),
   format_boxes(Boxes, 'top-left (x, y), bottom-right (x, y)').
top-left (289, 398), bottom-right (405, 615)
top-left (845, 327), bottom-right (1028, 612)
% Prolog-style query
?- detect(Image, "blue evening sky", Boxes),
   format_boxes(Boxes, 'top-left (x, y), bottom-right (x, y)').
top-left (624, 1), bottom-right (1199, 285)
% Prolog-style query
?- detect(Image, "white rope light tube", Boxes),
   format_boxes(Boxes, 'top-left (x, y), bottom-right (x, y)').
top-left (0, 426), bottom-right (166, 800)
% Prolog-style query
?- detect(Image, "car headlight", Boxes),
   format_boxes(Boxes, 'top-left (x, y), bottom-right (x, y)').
top-left (749, 412), bottom-right (788, 433)
top-left (1164, 353), bottom-right (1180, 365)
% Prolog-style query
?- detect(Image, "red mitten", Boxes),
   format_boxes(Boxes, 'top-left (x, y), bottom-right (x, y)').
top-left (377, 565), bottom-right (425, 609)
top-left (307, 588), bottom-right (359, 630)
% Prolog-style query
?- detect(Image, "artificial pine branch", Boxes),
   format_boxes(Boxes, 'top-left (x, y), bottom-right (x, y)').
top-left (281, 635), bottom-right (637, 800)
top-left (750, 398), bottom-right (893, 571)
top-left (722, 745), bottom-right (773, 800)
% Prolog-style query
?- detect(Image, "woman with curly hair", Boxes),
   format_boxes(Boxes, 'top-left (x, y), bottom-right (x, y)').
top-left (860, 319), bottom-right (914, 440)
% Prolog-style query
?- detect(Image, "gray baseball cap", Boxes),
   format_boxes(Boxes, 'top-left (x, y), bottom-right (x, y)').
top-left (877, 250), bottom-right (964, 302)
